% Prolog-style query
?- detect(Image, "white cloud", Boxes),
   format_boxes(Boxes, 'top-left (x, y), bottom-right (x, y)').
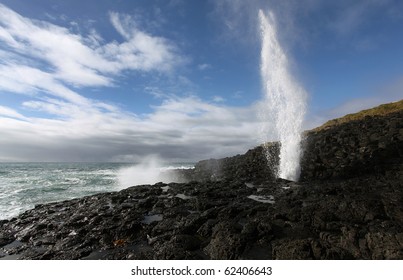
top-left (0, 95), bottom-right (264, 162)
top-left (0, 4), bottom-right (183, 92)
top-left (109, 12), bottom-right (135, 40)
top-left (0, 5), bottom-right (113, 87)
top-left (212, 96), bottom-right (225, 102)
top-left (198, 63), bottom-right (211, 70)
top-left (0, 105), bottom-right (28, 120)
top-left (0, 64), bottom-right (90, 105)
top-left (106, 11), bottom-right (184, 73)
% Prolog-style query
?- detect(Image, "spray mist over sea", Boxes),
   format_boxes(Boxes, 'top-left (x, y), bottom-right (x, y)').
top-left (0, 159), bottom-right (193, 220)
top-left (259, 10), bottom-right (307, 181)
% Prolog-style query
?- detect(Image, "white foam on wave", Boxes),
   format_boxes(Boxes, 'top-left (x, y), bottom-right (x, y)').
top-left (159, 165), bottom-right (194, 171)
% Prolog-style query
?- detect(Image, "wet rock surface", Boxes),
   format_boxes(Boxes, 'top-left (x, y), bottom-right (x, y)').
top-left (0, 174), bottom-right (401, 260)
top-left (0, 109), bottom-right (402, 260)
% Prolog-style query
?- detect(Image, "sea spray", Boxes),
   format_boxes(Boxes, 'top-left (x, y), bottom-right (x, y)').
top-left (0, 161), bottom-right (193, 220)
top-left (259, 10), bottom-right (306, 181)
top-left (117, 155), bottom-right (191, 187)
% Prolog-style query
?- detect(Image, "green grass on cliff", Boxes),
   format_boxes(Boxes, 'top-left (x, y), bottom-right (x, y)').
top-left (313, 99), bottom-right (403, 132)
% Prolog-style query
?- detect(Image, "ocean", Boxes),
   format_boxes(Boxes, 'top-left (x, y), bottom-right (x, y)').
top-left (0, 161), bottom-right (193, 220)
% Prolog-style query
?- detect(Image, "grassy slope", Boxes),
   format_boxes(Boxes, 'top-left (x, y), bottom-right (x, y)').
top-left (312, 99), bottom-right (403, 132)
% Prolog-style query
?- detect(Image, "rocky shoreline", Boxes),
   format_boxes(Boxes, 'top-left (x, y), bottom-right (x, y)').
top-left (0, 102), bottom-right (402, 259)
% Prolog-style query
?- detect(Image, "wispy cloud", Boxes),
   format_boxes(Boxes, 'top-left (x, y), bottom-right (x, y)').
top-left (212, 96), bottom-right (225, 102)
top-left (198, 63), bottom-right (211, 71)
top-left (109, 12), bottom-right (135, 40)
top-left (0, 64), bottom-right (90, 105)
top-left (304, 73), bottom-right (403, 130)
top-left (328, 76), bottom-right (403, 119)
top-left (0, 4), bottom-right (183, 93)
top-left (0, 105), bottom-right (28, 120)
top-left (212, 0), bottom-right (402, 51)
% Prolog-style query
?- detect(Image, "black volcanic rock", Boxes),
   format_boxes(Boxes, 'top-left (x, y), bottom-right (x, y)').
top-left (300, 110), bottom-right (403, 181)
top-left (0, 101), bottom-right (402, 260)
top-left (1, 174), bottom-right (401, 260)
top-left (169, 143), bottom-right (280, 183)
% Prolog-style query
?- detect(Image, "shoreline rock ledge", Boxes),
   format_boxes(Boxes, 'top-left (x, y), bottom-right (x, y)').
top-left (1, 100), bottom-right (402, 260)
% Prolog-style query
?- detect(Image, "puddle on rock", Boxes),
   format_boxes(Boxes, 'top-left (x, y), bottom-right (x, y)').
top-left (247, 195), bottom-right (275, 204)
top-left (175, 194), bottom-right (193, 200)
top-left (142, 214), bottom-right (163, 225)
top-left (0, 254), bottom-right (21, 260)
top-left (0, 240), bottom-right (24, 260)
top-left (2, 240), bottom-right (23, 250)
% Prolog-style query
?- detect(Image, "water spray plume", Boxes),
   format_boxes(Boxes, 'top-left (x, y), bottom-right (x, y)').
top-left (117, 155), bottom-right (178, 187)
top-left (259, 10), bottom-right (306, 181)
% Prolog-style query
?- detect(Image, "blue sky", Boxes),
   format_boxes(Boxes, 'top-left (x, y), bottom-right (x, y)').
top-left (0, 0), bottom-right (402, 162)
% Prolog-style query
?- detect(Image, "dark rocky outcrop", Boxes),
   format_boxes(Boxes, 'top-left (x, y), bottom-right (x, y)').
top-left (300, 110), bottom-right (403, 181)
top-left (173, 142), bottom-right (279, 183)
top-left (0, 101), bottom-right (402, 260)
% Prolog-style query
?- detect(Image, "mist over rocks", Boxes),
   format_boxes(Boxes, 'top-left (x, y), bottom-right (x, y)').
top-left (171, 142), bottom-right (280, 183)
top-left (0, 101), bottom-right (402, 260)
